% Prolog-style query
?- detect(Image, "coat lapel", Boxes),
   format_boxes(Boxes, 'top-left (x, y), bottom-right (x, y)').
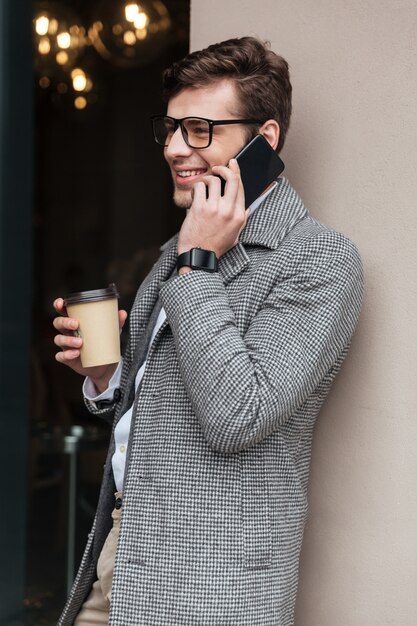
top-left (240, 177), bottom-right (308, 250)
top-left (220, 177), bottom-right (308, 282)
top-left (218, 243), bottom-right (250, 284)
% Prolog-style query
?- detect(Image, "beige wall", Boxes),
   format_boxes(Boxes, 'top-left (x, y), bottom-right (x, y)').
top-left (190, 2), bottom-right (417, 624)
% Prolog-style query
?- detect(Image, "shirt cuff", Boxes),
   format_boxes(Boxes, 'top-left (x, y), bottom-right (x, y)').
top-left (82, 359), bottom-right (123, 401)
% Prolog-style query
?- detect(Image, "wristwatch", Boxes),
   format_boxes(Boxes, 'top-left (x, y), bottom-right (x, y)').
top-left (177, 248), bottom-right (218, 272)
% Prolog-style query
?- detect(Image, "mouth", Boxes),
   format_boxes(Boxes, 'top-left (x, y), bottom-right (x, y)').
top-left (174, 168), bottom-right (207, 187)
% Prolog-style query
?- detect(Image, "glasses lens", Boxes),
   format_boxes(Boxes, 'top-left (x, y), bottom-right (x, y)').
top-left (183, 118), bottom-right (211, 148)
top-left (153, 116), bottom-right (176, 146)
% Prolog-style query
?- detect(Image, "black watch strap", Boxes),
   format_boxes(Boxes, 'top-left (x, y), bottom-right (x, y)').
top-left (177, 248), bottom-right (218, 272)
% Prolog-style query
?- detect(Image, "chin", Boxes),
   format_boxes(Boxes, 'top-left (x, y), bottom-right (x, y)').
top-left (173, 188), bottom-right (193, 210)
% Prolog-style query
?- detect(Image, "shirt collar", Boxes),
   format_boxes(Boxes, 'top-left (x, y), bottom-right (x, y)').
top-left (248, 181), bottom-right (278, 215)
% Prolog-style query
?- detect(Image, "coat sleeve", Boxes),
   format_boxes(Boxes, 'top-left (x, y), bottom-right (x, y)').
top-left (159, 230), bottom-right (363, 454)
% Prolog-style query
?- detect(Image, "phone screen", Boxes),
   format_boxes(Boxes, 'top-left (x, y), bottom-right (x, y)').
top-left (235, 134), bottom-right (285, 207)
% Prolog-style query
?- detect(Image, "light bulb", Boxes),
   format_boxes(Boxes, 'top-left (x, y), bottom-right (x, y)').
top-left (35, 15), bottom-right (49, 36)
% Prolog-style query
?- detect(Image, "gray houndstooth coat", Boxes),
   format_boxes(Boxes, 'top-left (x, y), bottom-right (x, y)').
top-left (58, 177), bottom-right (363, 625)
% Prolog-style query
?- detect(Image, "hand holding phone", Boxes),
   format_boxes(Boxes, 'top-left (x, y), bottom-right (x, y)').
top-left (179, 135), bottom-right (284, 260)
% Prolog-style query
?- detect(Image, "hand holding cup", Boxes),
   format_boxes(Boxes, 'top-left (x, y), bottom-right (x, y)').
top-left (53, 284), bottom-right (127, 393)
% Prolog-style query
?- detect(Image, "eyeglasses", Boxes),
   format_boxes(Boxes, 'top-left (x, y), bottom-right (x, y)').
top-left (150, 115), bottom-right (262, 149)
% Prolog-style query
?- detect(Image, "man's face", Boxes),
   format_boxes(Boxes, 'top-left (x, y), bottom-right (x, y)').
top-left (164, 80), bottom-right (249, 209)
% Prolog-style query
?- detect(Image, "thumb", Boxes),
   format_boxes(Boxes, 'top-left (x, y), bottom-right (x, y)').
top-left (118, 310), bottom-right (128, 331)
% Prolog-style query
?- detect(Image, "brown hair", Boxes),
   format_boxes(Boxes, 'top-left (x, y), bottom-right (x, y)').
top-left (162, 37), bottom-right (292, 153)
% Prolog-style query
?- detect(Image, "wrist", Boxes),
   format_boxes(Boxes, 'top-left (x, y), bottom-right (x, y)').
top-left (177, 241), bottom-right (221, 257)
top-left (177, 266), bottom-right (192, 276)
top-left (177, 248), bottom-right (218, 273)
top-left (91, 363), bottom-right (118, 394)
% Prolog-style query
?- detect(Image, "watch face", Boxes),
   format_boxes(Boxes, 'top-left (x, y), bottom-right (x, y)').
top-left (191, 248), bottom-right (217, 271)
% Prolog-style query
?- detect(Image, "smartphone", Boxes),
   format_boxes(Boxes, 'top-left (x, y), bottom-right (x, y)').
top-left (211, 134), bottom-right (285, 207)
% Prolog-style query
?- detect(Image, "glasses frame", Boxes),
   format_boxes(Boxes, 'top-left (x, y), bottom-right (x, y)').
top-left (150, 115), bottom-right (262, 149)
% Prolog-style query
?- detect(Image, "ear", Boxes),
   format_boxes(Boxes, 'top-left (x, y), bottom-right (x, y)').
top-left (259, 120), bottom-right (280, 151)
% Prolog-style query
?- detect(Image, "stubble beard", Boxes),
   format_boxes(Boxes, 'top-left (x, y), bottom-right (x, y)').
top-left (172, 186), bottom-right (193, 210)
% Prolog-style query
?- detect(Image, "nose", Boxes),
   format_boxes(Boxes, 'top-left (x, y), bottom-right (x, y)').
top-left (165, 126), bottom-right (193, 159)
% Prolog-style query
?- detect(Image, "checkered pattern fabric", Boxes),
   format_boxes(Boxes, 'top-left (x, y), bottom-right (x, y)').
top-left (58, 178), bottom-right (363, 625)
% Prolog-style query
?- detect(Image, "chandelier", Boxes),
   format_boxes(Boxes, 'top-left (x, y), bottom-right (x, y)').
top-left (33, 1), bottom-right (172, 110)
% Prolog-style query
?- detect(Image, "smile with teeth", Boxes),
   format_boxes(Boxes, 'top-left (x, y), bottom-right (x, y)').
top-left (177, 169), bottom-right (206, 178)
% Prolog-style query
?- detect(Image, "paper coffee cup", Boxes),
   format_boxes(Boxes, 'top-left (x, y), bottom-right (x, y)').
top-left (64, 284), bottom-right (120, 368)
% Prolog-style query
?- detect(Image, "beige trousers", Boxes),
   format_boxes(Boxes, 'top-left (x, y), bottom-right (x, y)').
top-left (74, 492), bottom-right (122, 626)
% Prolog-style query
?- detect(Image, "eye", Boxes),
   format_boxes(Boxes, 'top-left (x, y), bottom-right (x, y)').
top-left (186, 119), bottom-right (209, 136)
top-left (163, 119), bottom-right (176, 134)
top-left (193, 125), bottom-right (209, 135)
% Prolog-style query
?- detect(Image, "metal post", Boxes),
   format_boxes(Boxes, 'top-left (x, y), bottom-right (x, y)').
top-left (64, 434), bottom-right (79, 596)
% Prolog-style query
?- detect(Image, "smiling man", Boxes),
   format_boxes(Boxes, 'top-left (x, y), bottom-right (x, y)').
top-left (54, 37), bottom-right (363, 626)
top-left (161, 79), bottom-right (272, 210)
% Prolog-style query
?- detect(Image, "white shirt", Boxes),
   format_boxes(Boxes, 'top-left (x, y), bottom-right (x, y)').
top-left (83, 182), bottom-right (278, 491)
top-left (83, 307), bottom-right (167, 491)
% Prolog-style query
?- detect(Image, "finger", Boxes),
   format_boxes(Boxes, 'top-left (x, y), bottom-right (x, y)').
top-left (228, 159), bottom-right (246, 208)
top-left (228, 158), bottom-right (241, 176)
top-left (236, 173), bottom-right (246, 209)
top-left (53, 297), bottom-right (64, 312)
top-left (191, 180), bottom-right (207, 206)
top-left (53, 315), bottom-right (79, 333)
top-left (55, 349), bottom-right (81, 364)
top-left (118, 310), bottom-right (128, 330)
top-left (54, 334), bottom-right (82, 350)
top-left (53, 297), bottom-right (68, 316)
top-left (212, 160), bottom-right (240, 178)
top-left (201, 175), bottom-right (222, 202)
top-left (212, 163), bottom-right (240, 203)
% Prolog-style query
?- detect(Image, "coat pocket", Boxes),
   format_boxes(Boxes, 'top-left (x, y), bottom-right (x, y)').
top-left (240, 448), bottom-right (272, 569)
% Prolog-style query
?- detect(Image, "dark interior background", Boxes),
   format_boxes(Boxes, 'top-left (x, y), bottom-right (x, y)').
top-left (26, 1), bottom-right (189, 623)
